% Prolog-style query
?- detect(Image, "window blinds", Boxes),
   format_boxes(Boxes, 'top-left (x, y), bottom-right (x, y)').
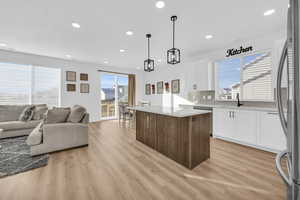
top-left (0, 63), bottom-right (60, 106)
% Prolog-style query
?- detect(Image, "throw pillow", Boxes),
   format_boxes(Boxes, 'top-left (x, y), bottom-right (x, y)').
top-left (18, 106), bottom-right (35, 121)
top-left (26, 122), bottom-right (43, 146)
top-left (67, 105), bottom-right (86, 123)
top-left (32, 106), bottom-right (48, 120)
top-left (45, 107), bottom-right (71, 124)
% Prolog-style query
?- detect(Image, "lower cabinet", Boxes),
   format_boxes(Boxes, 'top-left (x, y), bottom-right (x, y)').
top-left (213, 108), bottom-right (286, 152)
top-left (257, 112), bottom-right (287, 151)
top-left (136, 111), bottom-right (156, 149)
top-left (234, 110), bottom-right (257, 145)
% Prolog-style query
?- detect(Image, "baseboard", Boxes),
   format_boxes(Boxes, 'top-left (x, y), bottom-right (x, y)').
top-left (212, 135), bottom-right (280, 154)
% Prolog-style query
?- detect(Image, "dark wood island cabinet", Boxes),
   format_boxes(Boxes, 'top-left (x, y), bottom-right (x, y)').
top-left (134, 107), bottom-right (211, 169)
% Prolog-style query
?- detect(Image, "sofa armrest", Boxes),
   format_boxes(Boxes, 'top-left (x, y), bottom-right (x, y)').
top-left (81, 113), bottom-right (89, 124)
top-left (42, 123), bottom-right (88, 146)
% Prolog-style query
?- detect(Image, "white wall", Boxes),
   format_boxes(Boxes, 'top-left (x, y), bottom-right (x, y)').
top-left (0, 49), bottom-right (144, 122)
top-left (143, 59), bottom-right (212, 107)
top-left (142, 32), bottom-right (286, 107)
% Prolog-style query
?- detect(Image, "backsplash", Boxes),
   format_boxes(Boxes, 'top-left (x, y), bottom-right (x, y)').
top-left (188, 90), bottom-right (215, 105)
top-left (188, 88), bottom-right (288, 108)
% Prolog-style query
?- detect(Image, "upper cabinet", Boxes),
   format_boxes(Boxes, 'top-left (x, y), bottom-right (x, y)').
top-left (215, 51), bottom-right (274, 102)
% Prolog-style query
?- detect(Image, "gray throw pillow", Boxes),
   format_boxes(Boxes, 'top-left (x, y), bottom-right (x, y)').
top-left (19, 106), bottom-right (35, 121)
top-left (32, 106), bottom-right (48, 120)
top-left (67, 105), bottom-right (86, 123)
top-left (26, 122), bottom-right (43, 146)
top-left (45, 107), bottom-right (71, 124)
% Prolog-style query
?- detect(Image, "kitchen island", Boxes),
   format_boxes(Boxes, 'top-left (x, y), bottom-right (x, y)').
top-left (130, 106), bottom-right (211, 169)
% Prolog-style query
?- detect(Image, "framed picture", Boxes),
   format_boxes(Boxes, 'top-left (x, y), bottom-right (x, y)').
top-left (165, 82), bottom-right (170, 93)
top-left (151, 84), bottom-right (155, 94)
top-left (80, 73), bottom-right (88, 81)
top-left (66, 71), bottom-right (76, 82)
top-left (67, 84), bottom-right (76, 92)
top-left (171, 79), bottom-right (180, 94)
top-left (157, 81), bottom-right (163, 94)
top-left (80, 83), bottom-right (89, 93)
top-left (145, 84), bottom-right (151, 95)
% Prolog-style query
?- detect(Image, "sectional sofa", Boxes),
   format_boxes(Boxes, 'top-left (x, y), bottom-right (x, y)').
top-left (0, 104), bottom-right (89, 156)
top-left (0, 104), bottom-right (45, 139)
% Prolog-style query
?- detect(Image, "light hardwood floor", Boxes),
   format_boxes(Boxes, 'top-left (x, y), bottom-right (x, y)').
top-left (0, 120), bottom-right (286, 200)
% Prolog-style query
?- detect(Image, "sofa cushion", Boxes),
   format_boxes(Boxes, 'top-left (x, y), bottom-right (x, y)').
top-left (32, 106), bottom-right (48, 120)
top-left (26, 122), bottom-right (43, 146)
top-left (45, 108), bottom-right (70, 124)
top-left (67, 105), bottom-right (86, 123)
top-left (0, 120), bottom-right (41, 131)
top-left (0, 105), bottom-right (27, 122)
top-left (19, 106), bottom-right (35, 121)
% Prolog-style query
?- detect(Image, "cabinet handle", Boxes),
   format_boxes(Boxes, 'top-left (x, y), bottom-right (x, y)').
top-left (268, 112), bottom-right (279, 115)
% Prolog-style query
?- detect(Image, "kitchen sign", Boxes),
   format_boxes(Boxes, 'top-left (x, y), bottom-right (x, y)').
top-left (226, 46), bottom-right (253, 57)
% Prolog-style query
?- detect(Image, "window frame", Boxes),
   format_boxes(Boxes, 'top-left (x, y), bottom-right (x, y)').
top-left (214, 49), bottom-right (274, 102)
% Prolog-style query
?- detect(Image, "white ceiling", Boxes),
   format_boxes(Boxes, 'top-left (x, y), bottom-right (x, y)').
top-left (0, 0), bottom-right (289, 69)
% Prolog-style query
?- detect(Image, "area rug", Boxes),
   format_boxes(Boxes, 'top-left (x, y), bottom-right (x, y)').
top-left (0, 136), bottom-right (49, 178)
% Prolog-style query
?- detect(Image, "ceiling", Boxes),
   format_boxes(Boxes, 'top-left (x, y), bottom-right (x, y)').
top-left (0, 0), bottom-right (289, 69)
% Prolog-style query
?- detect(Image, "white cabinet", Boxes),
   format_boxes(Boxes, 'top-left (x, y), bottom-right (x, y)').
top-left (258, 112), bottom-right (286, 151)
top-left (213, 108), bottom-right (286, 153)
top-left (213, 108), bottom-right (235, 139)
top-left (234, 110), bottom-right (258, 145)
top-left (213, 108), bottom-right (257, 144)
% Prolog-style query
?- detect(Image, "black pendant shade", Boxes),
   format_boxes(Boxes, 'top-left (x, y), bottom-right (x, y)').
top-left (144, 34), bottom-right (154, 72)
top-left (167, 16), bottom-right (181, 65)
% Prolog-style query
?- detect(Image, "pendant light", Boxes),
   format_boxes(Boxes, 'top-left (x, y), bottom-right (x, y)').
top-left (167, 15), bottom-right (181, 65)
top-left (144, 34), bottom-right (154, 72)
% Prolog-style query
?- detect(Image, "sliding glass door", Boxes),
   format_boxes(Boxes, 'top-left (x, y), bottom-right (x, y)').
top-left (100, 73), bottom-right (128, 120)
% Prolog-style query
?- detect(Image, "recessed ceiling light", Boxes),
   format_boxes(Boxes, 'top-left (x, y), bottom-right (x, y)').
top-left (120, 49), bottom-right (125, 53)
top-left (136, 67), bottom-right (141, 70)
top-left (157, 59), bottom-right (162, 62)
top-left (126, 31), bottom-right (133, 36)
top-left (104, 61), bottom-right (109, 64)
top-left (71, 22), bottom-right (81, 28)
top-left (0, 43), bottom-right (7, 47)
top-left (264, 9), bottom-right (275, 16)
top-left (205, 35), bottom-right (213, 40)
top-left (156, 1), bottom-right (165, 9)
top-left (66, 54), bottom-right (72, 59)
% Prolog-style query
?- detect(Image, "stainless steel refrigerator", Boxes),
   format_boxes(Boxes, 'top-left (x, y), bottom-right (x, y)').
top-left (276, 0), bottom-right (300, 199)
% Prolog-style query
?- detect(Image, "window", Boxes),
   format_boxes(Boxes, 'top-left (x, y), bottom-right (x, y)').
top-left (216, 51), bottom-right (273, 101)
top-left (100, 73), bottom-right (128, 119)
top-left (0, 62), bottom-right (61, 106)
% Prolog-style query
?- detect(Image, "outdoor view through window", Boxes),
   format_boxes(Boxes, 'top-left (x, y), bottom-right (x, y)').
top-left (216, 52), bottom-right (273, 101)
top-left (100, 73), bottom-right (128, 119)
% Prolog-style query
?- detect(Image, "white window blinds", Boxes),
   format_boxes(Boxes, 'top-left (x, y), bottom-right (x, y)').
top-left (241, 53), bottom-right (272, 100)
top-left (33, 66), bottom-right (61, 107)
top-left (0, 63), bottom-right (31, 105)
top-left (0, 63), bottom-right (60, 106)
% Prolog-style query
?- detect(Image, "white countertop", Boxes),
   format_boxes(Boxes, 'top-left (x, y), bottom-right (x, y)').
top-left (128, 106), bottom-right (211, 117)
top-left (180, 104), bottom-right (280, 112)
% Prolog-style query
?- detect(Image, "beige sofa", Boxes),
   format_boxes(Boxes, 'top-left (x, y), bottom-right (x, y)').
top-left (27, 108), bottom-right (89, 156)
top-left (0, 105), bottom-right (44, 139)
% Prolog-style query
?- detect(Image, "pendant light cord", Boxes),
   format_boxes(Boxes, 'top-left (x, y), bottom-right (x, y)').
top-left (173, 20), bottom-right (175, 48)
top-left (148, 37), bottom-right (150, 59)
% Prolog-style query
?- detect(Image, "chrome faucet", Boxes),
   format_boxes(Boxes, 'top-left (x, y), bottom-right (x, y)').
top-left (236, 93), bottom-right (243, 107)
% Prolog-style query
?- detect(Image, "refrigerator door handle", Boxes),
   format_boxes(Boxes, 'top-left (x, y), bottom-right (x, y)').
top-left (275, 150), bottom-right (292, 186)
top-left (276, 40), bottom-right (288, 137)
